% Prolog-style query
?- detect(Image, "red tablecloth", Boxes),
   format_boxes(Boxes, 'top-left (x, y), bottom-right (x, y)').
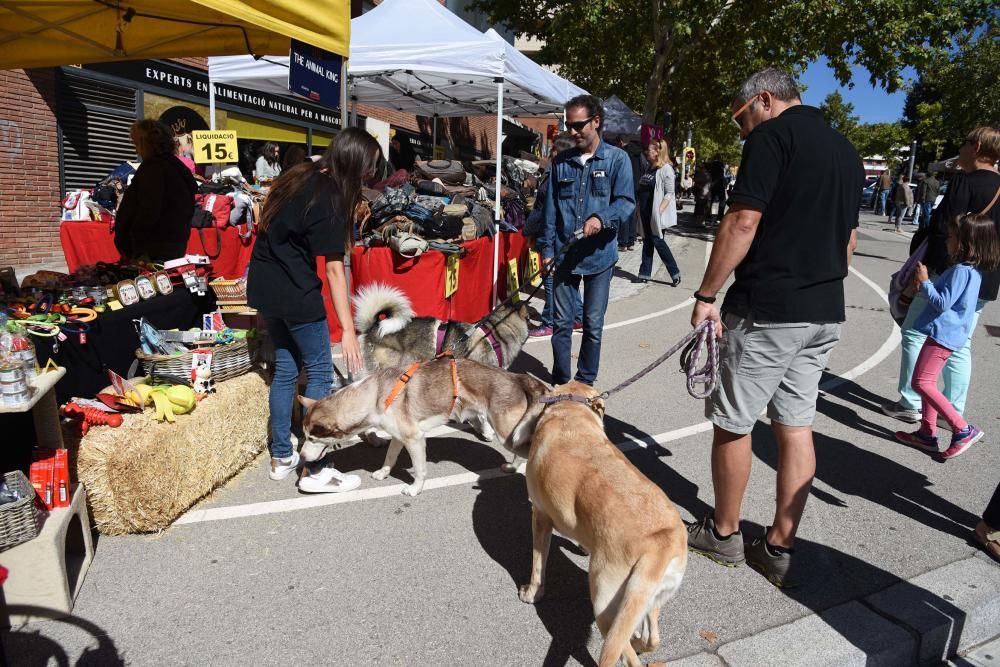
top-left (60, 221), bottom-right (255, 279)
top-left (59, 221), bottom-right (530, 343)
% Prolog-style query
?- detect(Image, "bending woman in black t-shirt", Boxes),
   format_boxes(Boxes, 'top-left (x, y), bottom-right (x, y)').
top-left (883, 126), bottom-right (1000, 424)
top-left (248, 127), bottom-right (382, 493)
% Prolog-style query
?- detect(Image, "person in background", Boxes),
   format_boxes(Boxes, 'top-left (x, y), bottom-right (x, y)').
top-left (255, 142), bottom-right (282, 181)
top-left (894, 213), bottom-right (998, 458)
top-left (616, 134), bottom-right (643, 251)
top-left (915, 170), bottom-right (940, 230)
top-left (707, 154), bottom-right (727, 222)
top-left (882, 126), bottom-right (1000, 425)
top-left (248, 127), bottom-right (382, 493)
top-left (692, 163), bottom-right (712, 226)
top-left (635, 137), bottom-right (682, 286)
top-left (539, 94), bottom-right (635, 386)
top-left (282, 144), bottom-right (308, 172)
top-left (874, 168), bottom-right (893, 214)
top-left (173, 133), bottom-right (196, 174)
top-left (977, 483), bottom-right (1000, 563)
top-left (524, 134), bottom-right (582, 337)
top-left (892, 174), bottom-right (914, 232)
top-left (113, 120), bottom-right (197, 262)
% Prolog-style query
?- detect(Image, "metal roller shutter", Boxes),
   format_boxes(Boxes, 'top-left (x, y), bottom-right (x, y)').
top-left (59, 73), bottom-right (137, 192)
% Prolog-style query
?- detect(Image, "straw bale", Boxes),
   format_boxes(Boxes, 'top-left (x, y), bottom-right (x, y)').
top-left (76, 372), bottom-right (269, 535)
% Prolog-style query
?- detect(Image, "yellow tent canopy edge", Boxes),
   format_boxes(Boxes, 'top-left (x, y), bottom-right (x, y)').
top-left (0, 0), bottom-right (350, 70)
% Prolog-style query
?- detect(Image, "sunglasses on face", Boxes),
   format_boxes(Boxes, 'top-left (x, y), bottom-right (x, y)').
top-left (731, 94), bottom-right (761, 130)
top-left (566, 116), bottom-right (594, 132)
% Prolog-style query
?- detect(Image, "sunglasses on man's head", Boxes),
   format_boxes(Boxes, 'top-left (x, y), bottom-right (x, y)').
top-left (566, 116), bottom-right (594, 132)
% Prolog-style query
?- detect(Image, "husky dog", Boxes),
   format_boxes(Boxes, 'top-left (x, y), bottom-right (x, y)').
top-left (299, 358), bottom-right (548, 496)
top-left (354, 283), bottom-right (531, 373)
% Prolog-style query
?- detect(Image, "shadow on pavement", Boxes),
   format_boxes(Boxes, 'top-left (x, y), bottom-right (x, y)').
top-left (471, 476), bottom-right (597, 667)
top-left (0, 605), bottom-right (125, 666)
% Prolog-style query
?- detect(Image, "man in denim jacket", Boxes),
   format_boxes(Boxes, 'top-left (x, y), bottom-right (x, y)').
top-left (539, 95), bottom-right (636, 385)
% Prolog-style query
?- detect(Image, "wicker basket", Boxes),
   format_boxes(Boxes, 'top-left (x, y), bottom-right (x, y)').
top-left (209, 277), bottom-right (248, 307)
top-left (0, 470), bottom-right (42, 551)
top-left (136, 338), bottom-right (252, 383)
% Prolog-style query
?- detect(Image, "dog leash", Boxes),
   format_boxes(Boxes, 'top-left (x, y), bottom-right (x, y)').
top-left (599, 319), bottom-right (719, 401)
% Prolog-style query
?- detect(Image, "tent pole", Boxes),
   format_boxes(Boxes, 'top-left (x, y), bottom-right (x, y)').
top-left (432, 115), bottom-right (437, 154)
top-left (492, 78), bottom-right (504, 307)
top-left (209, 81), bottom-right (216, 131)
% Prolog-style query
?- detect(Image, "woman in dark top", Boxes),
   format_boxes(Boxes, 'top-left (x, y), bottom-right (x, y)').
top-left (883, 126), bottom-right (1000, 423)
top-left (248, 127), bottom-right (382, 493)
top-left (113, 120), bottom-right (196, 261)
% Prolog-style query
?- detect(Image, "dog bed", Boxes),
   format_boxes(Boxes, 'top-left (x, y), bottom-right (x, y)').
top-left (74, 372), bottom-right (269, 535)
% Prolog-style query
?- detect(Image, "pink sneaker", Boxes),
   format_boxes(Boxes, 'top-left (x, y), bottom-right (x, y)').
top-left (941, 425), bottom-right (983, 459)
top-left (895, 430), bottom-right (939, 453)
top-left (528, 325), bottom-right (553, 337)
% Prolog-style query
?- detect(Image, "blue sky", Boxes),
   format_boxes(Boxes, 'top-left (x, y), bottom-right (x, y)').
top-left (799, 57), bottom-right (914, 124)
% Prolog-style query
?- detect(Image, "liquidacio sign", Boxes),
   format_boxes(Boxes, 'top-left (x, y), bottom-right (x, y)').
top-left (83, 60), bottom-right (343, 129)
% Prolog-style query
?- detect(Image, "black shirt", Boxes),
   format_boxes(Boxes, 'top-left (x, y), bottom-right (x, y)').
top-left (919, 169), bottom-right (1000, 301)
top-left (725, 105), bottom-right (864, 323)
top-left (114, 154), bottom-right (197, 261)
top-left (247, 172), bottom-right (345, 322)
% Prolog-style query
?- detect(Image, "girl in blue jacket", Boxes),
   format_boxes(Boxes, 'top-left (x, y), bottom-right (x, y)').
top-left (896, 213), bottom-right (1000, 459)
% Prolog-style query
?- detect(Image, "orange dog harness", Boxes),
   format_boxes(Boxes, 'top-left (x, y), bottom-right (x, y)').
top-left (382, 353), bottom-right (459, 414)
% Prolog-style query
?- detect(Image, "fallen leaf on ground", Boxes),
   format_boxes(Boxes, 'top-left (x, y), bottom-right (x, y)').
top-left (699, 628), bottom-right (720, 643)
top-left (639, 342), bottom-right (650, 348)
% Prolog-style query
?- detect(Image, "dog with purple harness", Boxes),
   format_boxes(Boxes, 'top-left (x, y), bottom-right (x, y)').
top-left (355, 282), bottom-right (531, 375)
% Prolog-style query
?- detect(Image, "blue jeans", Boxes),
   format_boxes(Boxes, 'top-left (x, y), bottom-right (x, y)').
top-left (540, 270), bottom-right (582, 327)
top-left (876, 190), bottom-right (888, 215)
top-left (896, 292), bottom-right (986, 413)
top-left (551, 264), bottom-right (613, 385)
top-left (918, 201), bottom-right (934, 229)
top-left (638, 234), bottom-right (680, 280)
top-left (617, 210), bottom-right (637, 247)
top-left (265, 317), bottom-right (337, 458)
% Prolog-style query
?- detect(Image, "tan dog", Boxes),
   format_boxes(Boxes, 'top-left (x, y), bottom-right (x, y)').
top-left (506, 381), bottom-right (688, 667)
top-left (299, 358), bottom-right (548, 496)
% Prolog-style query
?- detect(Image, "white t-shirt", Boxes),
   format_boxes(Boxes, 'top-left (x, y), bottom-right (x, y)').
top-left (575, 153), bottom-right (594, 166)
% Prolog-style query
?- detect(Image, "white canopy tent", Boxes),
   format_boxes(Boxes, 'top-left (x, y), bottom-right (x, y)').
top-left (208, 0), bottom-right (588, 303)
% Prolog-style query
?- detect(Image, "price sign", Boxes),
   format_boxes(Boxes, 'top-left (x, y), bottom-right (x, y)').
top-left (444, 254), bottom-right (460, 298)
top-left (192, 130), bottom-right (238, 164)
top-left (527, 249), bottom-right (542, 286)
top-left (507, 258), bottom-right (521, 303)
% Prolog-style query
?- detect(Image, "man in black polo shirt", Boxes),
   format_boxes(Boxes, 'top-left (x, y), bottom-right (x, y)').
top-left (686, 69), bottom-right (863, 587)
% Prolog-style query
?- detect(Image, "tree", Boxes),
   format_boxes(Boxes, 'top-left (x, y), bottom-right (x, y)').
top-left (819, 92), bottom-right (860, 146)
top-left (904, 24), bottom-right (1000, 165)
top-left (470, 0), bottom-right (994, 149)
top-left (852, 122), bottom-right (910, 168)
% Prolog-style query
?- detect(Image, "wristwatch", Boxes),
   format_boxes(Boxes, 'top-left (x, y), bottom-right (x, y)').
top-left (693, 291), bottom-right (717, 304)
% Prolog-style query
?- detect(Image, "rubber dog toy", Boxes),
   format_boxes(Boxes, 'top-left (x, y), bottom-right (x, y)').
top-left (62, 402), bottom-right (124, 435)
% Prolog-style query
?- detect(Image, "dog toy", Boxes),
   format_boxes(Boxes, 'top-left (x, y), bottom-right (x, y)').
top-left (62, 402), bottom-right (123, 435)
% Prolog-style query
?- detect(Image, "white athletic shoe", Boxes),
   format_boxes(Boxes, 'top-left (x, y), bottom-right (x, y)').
top-left (298, 467), bottom-right (362, 493)
top-left (269, 451), bottom-right (300, 481)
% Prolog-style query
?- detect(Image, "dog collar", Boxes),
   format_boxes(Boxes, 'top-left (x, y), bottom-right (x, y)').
top-left (539, 394), bottom-right (593, 406)
top-left (477, 324), bottom-right (504, 367)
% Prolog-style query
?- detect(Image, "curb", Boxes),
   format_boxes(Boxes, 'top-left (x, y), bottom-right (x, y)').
top-left (672, 555), bottom-right (1000, 667)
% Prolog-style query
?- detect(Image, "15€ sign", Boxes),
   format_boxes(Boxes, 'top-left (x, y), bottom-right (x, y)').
top-left (192, 130), bottom-right (238, 164)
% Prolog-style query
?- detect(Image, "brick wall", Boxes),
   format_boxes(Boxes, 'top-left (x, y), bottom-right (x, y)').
top-left (0, 68), bottom-right (63, 273)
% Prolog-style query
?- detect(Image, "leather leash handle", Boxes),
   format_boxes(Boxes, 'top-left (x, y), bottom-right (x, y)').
top-left (978, 184), bottom-right (1000, 215)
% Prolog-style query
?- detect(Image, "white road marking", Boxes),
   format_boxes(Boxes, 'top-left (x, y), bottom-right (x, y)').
top-left (178, 240), bottom-right (899, 525)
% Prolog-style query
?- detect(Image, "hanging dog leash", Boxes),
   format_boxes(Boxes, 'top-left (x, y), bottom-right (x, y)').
top-left (599, 319), bottom-right (719, 401)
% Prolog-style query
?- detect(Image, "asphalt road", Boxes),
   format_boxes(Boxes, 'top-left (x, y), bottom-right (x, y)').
top-left (8, 211), bottom-right (1000, 666)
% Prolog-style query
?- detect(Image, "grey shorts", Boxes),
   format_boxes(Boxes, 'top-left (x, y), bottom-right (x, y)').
top-left (707, 313), bottom-right (843, 435)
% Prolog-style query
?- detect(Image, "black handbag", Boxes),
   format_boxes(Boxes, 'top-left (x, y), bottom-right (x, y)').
top-left (190, 208), bottom-right (221, 258)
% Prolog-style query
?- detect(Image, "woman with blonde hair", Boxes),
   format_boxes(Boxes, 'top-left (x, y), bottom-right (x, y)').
top-left (248, 127), bottom-right (382, 493)
top-left (634, 137), bottom-right (681, 285)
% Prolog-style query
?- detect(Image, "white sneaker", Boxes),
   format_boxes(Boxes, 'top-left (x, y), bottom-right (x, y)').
top-left (298, 467), bottom-right (362, 493)
top-left (269, 451), bottom-right (300, 481)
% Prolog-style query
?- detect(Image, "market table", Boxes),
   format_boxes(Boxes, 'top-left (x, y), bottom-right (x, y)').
top-left (32, 288), bottom-right (215, 404)
top-left (60, 221), bottom-right (254, 279)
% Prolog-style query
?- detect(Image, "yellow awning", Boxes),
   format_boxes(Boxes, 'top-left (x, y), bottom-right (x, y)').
top-left (0, 0), bottom-right (350, 70)
top-left (227, 113), bottom-right (308, 144)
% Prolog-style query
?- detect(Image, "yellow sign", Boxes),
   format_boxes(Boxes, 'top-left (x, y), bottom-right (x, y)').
top-left (434, 144), bottom-right (445, 160)
top-left (444, 254), bottom-right (460, 298)
top-left (192, 130), bottom-right (238, 164)
top-left (527, 249), bottom-right (542, 287)
top-left (507, 258), bottom-right (521, 303)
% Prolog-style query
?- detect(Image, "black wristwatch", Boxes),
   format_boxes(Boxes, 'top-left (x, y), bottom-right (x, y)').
top-left (693, 291), bottom-right (717, 304)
